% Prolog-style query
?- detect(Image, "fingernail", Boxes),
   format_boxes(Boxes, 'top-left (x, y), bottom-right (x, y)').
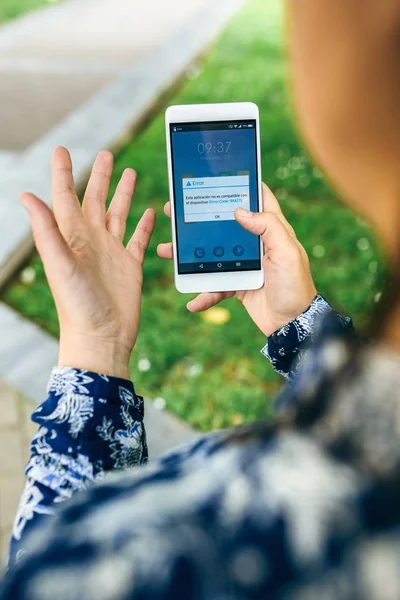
top-left (236, 208), bottom-right (253, 218)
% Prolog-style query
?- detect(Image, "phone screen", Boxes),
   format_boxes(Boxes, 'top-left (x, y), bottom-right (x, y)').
top-left (170, 120), bottom-right (262, 274)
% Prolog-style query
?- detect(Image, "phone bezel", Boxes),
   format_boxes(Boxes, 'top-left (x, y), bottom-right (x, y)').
top-left (165, 102), bottom-right (264, 294)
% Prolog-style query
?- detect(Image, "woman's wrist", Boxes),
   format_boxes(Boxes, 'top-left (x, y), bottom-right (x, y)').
top-left (58, 333), bottom-right (132, 380)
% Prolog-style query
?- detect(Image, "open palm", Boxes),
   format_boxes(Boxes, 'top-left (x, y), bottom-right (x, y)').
top-left (21, 147), bottom-right (156, 378)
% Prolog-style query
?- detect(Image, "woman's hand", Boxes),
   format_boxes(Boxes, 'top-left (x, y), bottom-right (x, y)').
top-left (157, 184), bottom-right (317, 337)
top-left (21, 147), bottom-right (156, 379)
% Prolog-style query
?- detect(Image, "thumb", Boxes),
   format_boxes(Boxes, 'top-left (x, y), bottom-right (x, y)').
top-left (235, 207), bottom-right (294, 253)
top-left (20, 193), bottom-right (71, 266)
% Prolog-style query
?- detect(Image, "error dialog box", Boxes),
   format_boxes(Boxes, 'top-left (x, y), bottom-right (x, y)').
top-left (182, 175), bottom-right (250, 223)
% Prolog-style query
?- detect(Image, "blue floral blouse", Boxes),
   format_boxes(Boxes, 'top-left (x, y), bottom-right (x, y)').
top-left (3, 293), bottom-right (400, 600)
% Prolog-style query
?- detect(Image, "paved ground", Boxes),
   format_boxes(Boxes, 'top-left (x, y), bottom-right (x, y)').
top-left (0, 379), bottom-right (37, 568)
top-left (0, 0), bottom-right (219, 152)
top-left (0, 0), bottom-right (243, 152)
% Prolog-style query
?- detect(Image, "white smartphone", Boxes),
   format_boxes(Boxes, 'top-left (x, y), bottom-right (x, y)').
top-left (165, 102), bottom-right (264, 294)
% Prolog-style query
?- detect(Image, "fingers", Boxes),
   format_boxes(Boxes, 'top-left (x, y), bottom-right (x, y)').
top-left (20, 193), bottom-right (71, 268)
top-left (51, 147), bottom-right (82, 238)
top-left (187, 291), bottom-right (234, 312)
top-left (126, 209), bottom-right (156, 264)
top-left (157, 242), bottom-right (173, 260)
top-left (237, 181), bottom-right (297, 249)
top-left (235, 207), bottom-right (295, 255)
top-left (164, 201), bottom-right (171, 219)
top-left (82, 150), bottom-right (114, 226)
top-left (106, 168), bottom-right (137, 241)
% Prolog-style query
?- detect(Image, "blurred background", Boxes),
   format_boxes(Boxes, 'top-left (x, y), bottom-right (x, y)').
top-left (0, 0), bottom-right (387, 563)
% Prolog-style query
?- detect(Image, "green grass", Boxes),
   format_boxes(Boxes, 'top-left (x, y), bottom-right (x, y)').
top-left (2, 0), bottom-right (386, 431)
top-left (0, 0), bottom-right (55, 24)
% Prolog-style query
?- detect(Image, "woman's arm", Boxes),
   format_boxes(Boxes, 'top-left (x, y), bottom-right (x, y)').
top-left (262, 294), bottom-right (354, 379)
top-left (8, 147), bottom-right (156, 566)
top-left (157, 184), bottom-right (354, 381)
top-left (9, 368), bottom-right (146, 566)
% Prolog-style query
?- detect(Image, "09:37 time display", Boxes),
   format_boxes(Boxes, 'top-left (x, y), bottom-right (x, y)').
top-left (198, 142), bottom-right (232, 154)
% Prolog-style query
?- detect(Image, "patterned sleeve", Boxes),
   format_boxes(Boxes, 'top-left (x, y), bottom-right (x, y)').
top-left (8, 367), bottom-right (147, 568)
top-left (261, 294), bottom-right (354, 380)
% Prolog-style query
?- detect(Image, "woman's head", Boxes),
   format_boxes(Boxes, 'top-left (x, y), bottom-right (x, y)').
top-left (288, 0), bottom-right (400, 259)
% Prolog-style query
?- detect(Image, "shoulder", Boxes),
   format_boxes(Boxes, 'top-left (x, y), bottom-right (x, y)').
top-left (3, 423), bottom-right (363, 600)
top-left (11, 422), bottom-right (359, 564)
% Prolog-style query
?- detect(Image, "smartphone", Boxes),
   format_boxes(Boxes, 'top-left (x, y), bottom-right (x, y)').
top-left (165, 102), bottom-right (264, 294)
